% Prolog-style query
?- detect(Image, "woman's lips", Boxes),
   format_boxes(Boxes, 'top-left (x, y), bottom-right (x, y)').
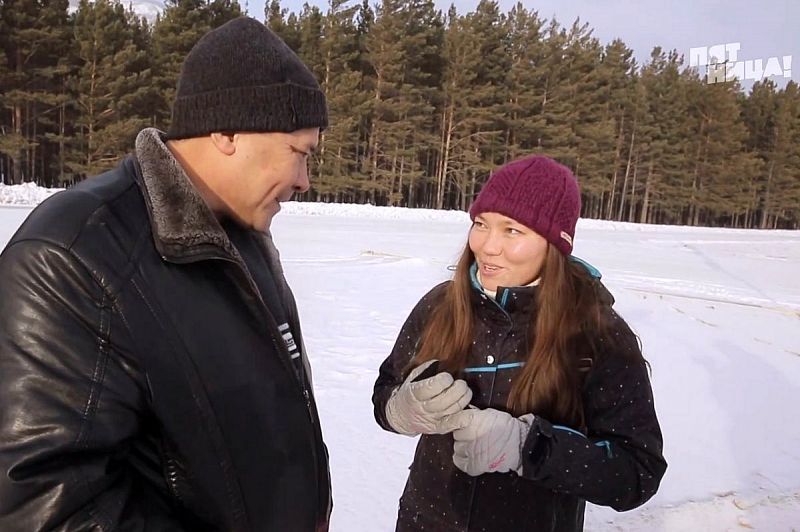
top-left (480, 262), bottom-right (504, 277)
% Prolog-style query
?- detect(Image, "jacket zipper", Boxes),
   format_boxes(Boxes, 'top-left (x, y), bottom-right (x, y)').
top-left (165, 456), bottom-right (184, 504)
top-left (463, 362), bottom-right (504, 532)
top-left (465, 290), bottom-right (514, 531)
top-left (164, 252), bottom-right (309, 408)
top-left (223, 254), bottom-right (316, 423)
top-left (165, 250), bottom-right (324, 519)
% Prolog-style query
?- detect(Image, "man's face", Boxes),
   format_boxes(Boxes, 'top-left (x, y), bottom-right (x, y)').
top-left (222, 128), bottom-right (319, 232)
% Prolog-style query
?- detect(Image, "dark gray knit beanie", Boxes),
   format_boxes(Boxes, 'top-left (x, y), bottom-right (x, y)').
top-left (167, 16), bottom-right (328, 139)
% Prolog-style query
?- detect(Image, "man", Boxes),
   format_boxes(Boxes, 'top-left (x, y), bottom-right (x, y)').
top-left (0, 17), bottom-right (331, 531)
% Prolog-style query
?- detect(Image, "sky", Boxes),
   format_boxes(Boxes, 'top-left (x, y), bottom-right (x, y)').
top-left (243, 0), bottom-right (798, 88)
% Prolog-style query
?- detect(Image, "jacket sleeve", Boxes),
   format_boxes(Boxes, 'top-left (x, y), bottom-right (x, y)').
top-left (372, 282), bottom-right (449, 433)
top-left (518, 311), bottom-right (667, 511)
top-left (0, 240), bottom-right (184, 531)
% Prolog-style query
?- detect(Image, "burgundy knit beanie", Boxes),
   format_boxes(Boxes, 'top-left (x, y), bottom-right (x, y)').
top-left (469, 155), bottom-right (581, 255)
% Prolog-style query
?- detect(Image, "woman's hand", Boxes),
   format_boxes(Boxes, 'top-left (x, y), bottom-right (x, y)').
top-left (385, 360), bottom-right (473, 436)
top-left (449, 407), bottom-right (535, 476)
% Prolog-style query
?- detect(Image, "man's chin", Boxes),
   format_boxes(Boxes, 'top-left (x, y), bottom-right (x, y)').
top-left (257, 205), bottom-right (280, 233)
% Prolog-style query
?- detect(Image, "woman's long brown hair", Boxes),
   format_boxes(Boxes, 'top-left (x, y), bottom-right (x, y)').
top-left (409, 241), bottom-right (617, 427)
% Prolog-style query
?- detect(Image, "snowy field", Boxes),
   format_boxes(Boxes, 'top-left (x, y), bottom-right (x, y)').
top-left (2, 184), bottom-right (799, 531)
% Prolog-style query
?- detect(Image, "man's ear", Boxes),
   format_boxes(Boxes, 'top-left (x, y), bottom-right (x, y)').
top-left (209, 132), bottom-right (237, 156)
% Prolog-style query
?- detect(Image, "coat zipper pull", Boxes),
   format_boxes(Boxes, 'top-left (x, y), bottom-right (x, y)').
top-left (304, 388), bottom-right (315, 424)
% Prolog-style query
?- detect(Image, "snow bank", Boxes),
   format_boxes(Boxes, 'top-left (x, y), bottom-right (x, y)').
top-left (0, 182), bottom-right (64, 206)
top-left (4, 183), bottom-right (796, 236)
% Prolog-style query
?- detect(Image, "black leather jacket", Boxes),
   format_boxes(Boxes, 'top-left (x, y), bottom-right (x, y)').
top-left (0, 129), bottom-right (331, 531)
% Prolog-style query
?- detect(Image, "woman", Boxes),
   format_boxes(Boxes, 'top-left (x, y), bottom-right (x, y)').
top-left (372, 155), bottom-right (666, 531)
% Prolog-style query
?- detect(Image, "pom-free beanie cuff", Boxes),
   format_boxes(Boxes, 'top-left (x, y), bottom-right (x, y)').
top-left (167, 83), bottom-right (328, 139)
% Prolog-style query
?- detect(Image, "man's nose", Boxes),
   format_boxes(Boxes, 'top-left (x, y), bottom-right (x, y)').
top-left (295, 162), bottom-right (310, 193)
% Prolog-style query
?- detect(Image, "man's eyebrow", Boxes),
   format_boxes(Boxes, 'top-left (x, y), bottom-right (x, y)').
top-left (290, 143), bottom-right (317, 155)
top-left (292, 143), bottom-right (317, 154)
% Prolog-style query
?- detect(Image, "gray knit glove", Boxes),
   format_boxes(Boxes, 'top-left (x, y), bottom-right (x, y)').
top-left (450, 407), bottom-right (535, 476)
top-left (385, 360), bottom-right (473, 436)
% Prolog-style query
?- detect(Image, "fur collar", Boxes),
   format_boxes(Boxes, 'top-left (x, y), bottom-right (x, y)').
top-left (132, 127), bottom-right (309, 380)
top-left (134, 127), bottom-right (237, 261)
top-left (133, 128), bottom-right (288, 286)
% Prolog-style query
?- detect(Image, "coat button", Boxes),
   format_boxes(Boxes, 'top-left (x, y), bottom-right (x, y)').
top-left (487, 355), bottom-right (495, 364)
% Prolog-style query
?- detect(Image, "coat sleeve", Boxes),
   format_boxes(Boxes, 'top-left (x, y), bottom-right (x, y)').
top-left (0, 240), bottom-right (184, 531)
top-left (372, 282), bottom-right (449, 433)
top-left (518, 311), bottom-right (667, 511)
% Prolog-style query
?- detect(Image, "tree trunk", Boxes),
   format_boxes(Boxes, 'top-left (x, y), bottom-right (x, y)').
top-left (29, 102), bottom-right (36, 183)
top-left (693, 126), bottom-right (711, 226)
top-left (437, 100), bottom-right (455, 209)
top-left (12, 102), bottom-right (23, 184)
top-left (606, 115), bottom-right (625, 219)
top-left (618, 125), bottom-right (635, 221)
top-left (467, 172), bottom-right (477, 211)
top-left (367, 73), bottom-right (383, 205)
top-left (12, 47), bottom-right (24, 184)
top-left (398, 148), bottom-right (406, 207)
top-left (628, 154), bottom-right (639, 222)
top-left (388, 145), bottom-right (398, 206)
top-left (59, 97), bottom-right (66, 183)
top-left (760, 160), bottom-right (775, 229)
top-left (639, 162), bottom-right (652, 224)
top-left (688, 121), bottom-right (706, 225)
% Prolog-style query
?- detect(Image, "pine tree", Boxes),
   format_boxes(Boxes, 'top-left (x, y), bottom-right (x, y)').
top-left (740, 80), bottom-right (775, 227)
top-left (597, 39), bottom-right (637, 220)
top-left (0, 4), bottom-right (15, 184)
top-left (635, 47), bottom-right (691, 224)
top-left (151, 0), bottom-right (242, 130)
top-left (740, 80), bottom-right (800, 229)
top-left (561, 22), bottom-right (616, 219)
top-left (351, 0), bottom-right (375, 201)
top-left (364, 0), bottom-right (442, 206)
top-left (762, 82), bottom-right (800, 228)
top-left (392, 0), bottom-right (443, 207)
top-left (265, 0), bottom-right (301, 51)
top-left (532, 20), bottom-right (579, 165)
top-left (0, 0), bottom-right (795, 224)
top-left (0, 0), bottom-right (70, 184)
top-left (683, 73), bottom-right (758, 226)
top-left (504, 3), bottom-right (546, 159)
top-left (439, 1), bottom-right (508, 210)
top-left (781, 83), bottom-right (800, 228)
top-left (68, 0), bottom-right (156, 179)
top-left (296, 4), bottom-right (325, 82)
top-left (206, 0), bottom-right (243, 27)
top-left (311, 0), bottom-right (367, 202)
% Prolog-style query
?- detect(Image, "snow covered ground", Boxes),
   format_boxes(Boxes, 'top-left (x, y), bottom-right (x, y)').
top-left (2, 184), bottom-right (799, 531)
top-left (0, 182), bottom-right (62, 206)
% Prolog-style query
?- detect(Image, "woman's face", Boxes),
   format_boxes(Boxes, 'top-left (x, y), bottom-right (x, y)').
top-left (468, 212), bottom-right (549, 291)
